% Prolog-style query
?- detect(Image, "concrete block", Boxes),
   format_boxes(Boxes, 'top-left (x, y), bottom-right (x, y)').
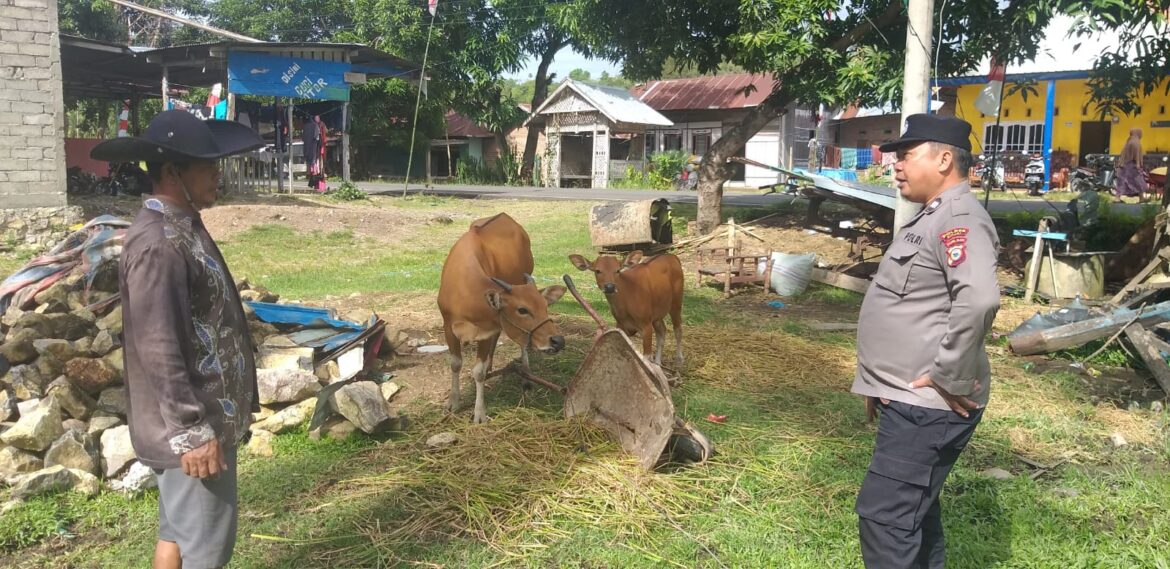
top-left (0, 30), bottom-right (35, 44)
top-left (23, 113), bottom-right (53, 126)
top-left (17, 43), bottom-right (50, 57)
top-left (9, 171), bottom-right (42, 183)
top-left (9, 101), bottom-right (44, 114)
top-left (16, 19), bottom-right (51, 33)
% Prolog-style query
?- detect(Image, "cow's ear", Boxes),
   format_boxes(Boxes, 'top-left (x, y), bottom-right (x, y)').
top-left (541, 285), bottom-right (567, 305)
top-left (623, 250), bottom-right (644, 267)
top-left (568, 254), bottom-right (590, 271)
top-left (485, 289), bottom-right (504, 311)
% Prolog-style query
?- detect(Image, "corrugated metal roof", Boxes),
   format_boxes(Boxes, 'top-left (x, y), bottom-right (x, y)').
top-left (444, 111), bottom-right (495, 138)
top-left (530, 80), bottom-right (673, 127)
top-left (630, 74), bottom-right (775, 111)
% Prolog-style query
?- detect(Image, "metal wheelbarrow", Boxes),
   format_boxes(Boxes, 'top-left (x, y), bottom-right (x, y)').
top-left (556, 274), bottom-right (714, 470)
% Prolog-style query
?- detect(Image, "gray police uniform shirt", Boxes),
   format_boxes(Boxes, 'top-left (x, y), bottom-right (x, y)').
top-left (852, 181), bottom-right (1000, 411)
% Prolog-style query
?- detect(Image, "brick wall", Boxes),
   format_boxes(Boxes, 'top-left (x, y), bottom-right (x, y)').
top-left (0, 0), bottom-right (67, 209)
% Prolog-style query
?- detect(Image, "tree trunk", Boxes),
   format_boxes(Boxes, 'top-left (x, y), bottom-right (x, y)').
top-left (495, 131), bottom-right (512, 182)
top-left (520, 36), bottom-right (566, 183)
top-left (695, 91), bottom-right (790, 234)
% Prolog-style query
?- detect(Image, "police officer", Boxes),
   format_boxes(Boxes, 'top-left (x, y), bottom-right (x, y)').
top-left (852, 114), bottom-right (1000, 568)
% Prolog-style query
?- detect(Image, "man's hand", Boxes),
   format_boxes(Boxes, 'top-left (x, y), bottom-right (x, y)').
top-left (865, 396), bottom-right (890, 422)
top-left (180, 438), bottom-right (227, 479)
top-left (907, 374), bottom-right (982, 418)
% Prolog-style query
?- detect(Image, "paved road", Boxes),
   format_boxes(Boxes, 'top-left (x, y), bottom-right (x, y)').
top-left (357, 181), bottom-right (1147, 217)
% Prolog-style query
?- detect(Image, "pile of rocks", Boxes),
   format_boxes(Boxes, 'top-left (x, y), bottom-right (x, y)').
top-left (0, 270), bottom-right (146, 505)
top-left (0, 270), bottom-right (402, 507)
top-left (243, 282), bottom-right (404, 455)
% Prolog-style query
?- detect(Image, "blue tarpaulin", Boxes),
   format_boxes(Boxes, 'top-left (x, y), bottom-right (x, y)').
top-left (246, 301), bottom-right (368, 352)
top-left (246, 301), bottom-right (363, 330)
top-left (228, 52), bottom-right (352, 101)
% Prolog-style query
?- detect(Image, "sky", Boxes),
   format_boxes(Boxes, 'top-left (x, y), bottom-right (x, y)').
top-left (506, 47), bottom-right (621, 81)
top-left (970, 14), bottom-right (1124, 76)
top-left (504, 15), bottom-right (1123, 82)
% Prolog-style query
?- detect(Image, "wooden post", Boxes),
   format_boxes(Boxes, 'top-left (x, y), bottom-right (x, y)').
top-left (727, 216), bottom-right (736, 252)
top-left (1047, 243), bottom-right (1060, 298)
top-left (1024, 219), bottom-right (1048, 303)
top-left (1122, 323), bottom-right (1170, 394)
top-left (275, 99), bottom-right (284, 194)
top-left (341, 101), bottom-right (351, 182)
top-left (287, 103), bottom-right (294, 193)
top-left (161, 65), bottom-right (169, 110)
top-left (129, 95), bottom-right (140, 135)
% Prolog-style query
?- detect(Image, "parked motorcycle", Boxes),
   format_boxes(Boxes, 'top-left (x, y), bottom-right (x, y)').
top-left (94, 162), bottom-right (152, 196)
top-left (975, 154), bottom-right (1006, 191)
top-left (1070, 153), bottom-right (1117, 194)
top-left (672, 155), bottom-right (701, 191)
top-left (1024, 153), bottom-right (1046, 196)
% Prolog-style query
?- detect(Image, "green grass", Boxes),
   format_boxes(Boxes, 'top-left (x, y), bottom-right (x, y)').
top-left (3, 196), bottom-right (1169, 568)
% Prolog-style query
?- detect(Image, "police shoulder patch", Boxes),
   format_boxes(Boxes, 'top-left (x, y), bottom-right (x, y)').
top-left (940, 227), bottom-right (969, 267)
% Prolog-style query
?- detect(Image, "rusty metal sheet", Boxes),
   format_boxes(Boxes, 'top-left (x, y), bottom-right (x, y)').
top-left (564, 329), bottom-right (676, 470)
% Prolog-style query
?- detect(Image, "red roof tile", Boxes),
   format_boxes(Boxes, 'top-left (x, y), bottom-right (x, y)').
top-left (630, 73), bottom-right (776, 111)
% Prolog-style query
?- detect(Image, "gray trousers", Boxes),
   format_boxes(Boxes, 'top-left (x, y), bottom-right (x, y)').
top-left (856, 399), bottom-right (983, 569)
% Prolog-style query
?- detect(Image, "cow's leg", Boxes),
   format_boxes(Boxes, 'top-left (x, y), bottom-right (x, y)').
top-left (673, 311), bottom-right (683, 369)
top-left (445, 327), bottom-right (463, 414)
top-left (472, 336), bottom-right (498, 424)
top-left (641, 324), bottom-right (655, 361)
top-left (652, 319), bottom-right (667, 366)
top-left (520, 347), bottom-right (532, 391)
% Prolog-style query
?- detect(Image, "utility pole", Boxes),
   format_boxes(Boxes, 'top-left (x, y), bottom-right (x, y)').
top-left (893, 0), bottom-right (935, 234)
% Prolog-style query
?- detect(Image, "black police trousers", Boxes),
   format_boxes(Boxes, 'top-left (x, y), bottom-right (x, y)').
top-left (856, 399), bottom-right (983, 569)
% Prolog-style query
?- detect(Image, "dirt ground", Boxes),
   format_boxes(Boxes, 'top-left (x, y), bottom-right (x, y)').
top-left (73, 193), bottom-right (474, 245)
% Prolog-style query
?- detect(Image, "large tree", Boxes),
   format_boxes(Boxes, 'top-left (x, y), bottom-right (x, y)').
top-left (562, 0), bottom-right (1168, 234)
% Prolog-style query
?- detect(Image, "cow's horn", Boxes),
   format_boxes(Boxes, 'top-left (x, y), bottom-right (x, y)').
top-left (490, 277), bottom-right (513, 292)
top-left (525, 273), bottom-right (536, 285)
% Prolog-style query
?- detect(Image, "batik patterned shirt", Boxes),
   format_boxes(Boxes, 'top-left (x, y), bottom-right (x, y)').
top-left (119, 197), bottom-right (258, 469)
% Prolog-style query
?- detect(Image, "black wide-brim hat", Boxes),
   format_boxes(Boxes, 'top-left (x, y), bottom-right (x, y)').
top-left (91, 109), bottom-right (264, 163)
top-left (879, 113), bottom-right (973, 153)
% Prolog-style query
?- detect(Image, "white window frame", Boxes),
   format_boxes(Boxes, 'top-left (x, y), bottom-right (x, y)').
top-left (983, 121), bottom-right (1045, 154)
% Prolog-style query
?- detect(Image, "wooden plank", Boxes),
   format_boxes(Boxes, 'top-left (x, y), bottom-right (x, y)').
top-left (1024, 220), bottom-right (1048, 304)
top-left (1109, 247), bottom-right (1170, 305)
top-left (1009, 299), bottom-right (1170, 356)
top-left (1122, 323), bottom-right (1170, 394)
top-left (811, 268), bottom-right (871, 294)
top-left (1118, 281), bottom-right (1170, 309)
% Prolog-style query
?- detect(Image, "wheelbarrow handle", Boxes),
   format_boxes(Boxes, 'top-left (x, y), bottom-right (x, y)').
top-left (562, 274), bottom-right (609, 329)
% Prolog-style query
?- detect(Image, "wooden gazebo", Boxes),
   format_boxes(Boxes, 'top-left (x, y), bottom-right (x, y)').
top-left (526, 80), bottom-right (673, 189)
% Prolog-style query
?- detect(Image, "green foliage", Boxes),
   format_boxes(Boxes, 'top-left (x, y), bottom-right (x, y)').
top-left (648, 150), bottom-right (690, 185)
top-left (455, 153), bottom-right (522, 186)
top-left (859, 164), bottom-right (890, 185)
top-left (1007, 79), bottom-right (1042, 103)
top-left (326, 181), bottom-right (367, 201)
top-left (609, 166), bottom-right (655, 190)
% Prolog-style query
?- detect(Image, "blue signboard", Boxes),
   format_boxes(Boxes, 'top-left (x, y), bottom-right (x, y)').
top-left (227, 51), bottom-right (351, 101)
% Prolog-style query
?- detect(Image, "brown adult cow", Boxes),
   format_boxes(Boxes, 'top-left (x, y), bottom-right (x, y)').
top-left (568, 250), bottom-right (684, 368)
top-left (438, 213), bottom-right (566, 423)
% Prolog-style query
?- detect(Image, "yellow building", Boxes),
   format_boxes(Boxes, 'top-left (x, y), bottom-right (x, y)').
top-left (940, 71), bottom-right (1170, 164)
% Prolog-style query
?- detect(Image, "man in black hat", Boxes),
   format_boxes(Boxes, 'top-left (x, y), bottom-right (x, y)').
top-left (852, 114), bottom-right (1001, 568)
top-left (92, 110), bottom-right (263, 569)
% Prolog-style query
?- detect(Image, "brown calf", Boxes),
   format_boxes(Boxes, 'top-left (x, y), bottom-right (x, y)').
top-left (569, 251), bottom-right (684, 368)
